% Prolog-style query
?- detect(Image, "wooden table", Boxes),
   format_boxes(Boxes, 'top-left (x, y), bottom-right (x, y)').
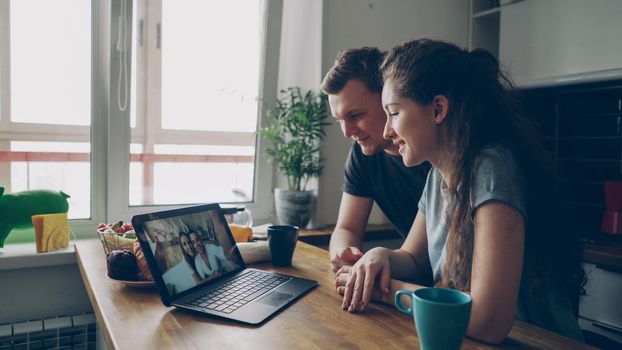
top-left (75, 239), bottom-right (593, 349)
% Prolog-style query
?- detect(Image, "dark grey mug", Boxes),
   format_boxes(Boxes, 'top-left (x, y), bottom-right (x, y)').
top-left (267, 225), bottom-right (299, 267)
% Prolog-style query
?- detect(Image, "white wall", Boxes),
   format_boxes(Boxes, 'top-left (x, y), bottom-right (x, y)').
top-left (317, 0), bottom-right (469, 226)
top-left (0, 264), bottom-right (92, 324)
top-left (278, 1), bottom-right (323, 92)
top-left (273, 1), bottom-right (324, 227)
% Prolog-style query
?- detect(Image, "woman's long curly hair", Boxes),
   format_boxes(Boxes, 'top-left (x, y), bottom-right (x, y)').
top-left (380, 39), bottom-right (585, 300)
top-left (179, 231), bottom-right (197, 272)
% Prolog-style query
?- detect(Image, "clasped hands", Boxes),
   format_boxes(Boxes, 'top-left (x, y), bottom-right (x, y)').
top-left (332, 246), bottom-right (392, 312)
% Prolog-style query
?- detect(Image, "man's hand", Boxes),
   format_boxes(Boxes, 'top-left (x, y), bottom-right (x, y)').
top-left (334, 265), bottom-right (351, 295)
top-left (330, 246), bottom-right (364, 274)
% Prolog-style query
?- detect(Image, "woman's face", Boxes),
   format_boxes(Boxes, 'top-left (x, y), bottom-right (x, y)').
top-left (180, 235), bottom-right (195, 256)
top-left (382, 79), bottom-right (440, 167)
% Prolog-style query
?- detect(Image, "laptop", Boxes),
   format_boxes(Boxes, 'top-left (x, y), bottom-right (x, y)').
top-left (132, 203), bottom-right (318, 325)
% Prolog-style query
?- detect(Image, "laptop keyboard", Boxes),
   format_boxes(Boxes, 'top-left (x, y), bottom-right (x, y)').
top-left (188, 270), bottom-right (290, 314)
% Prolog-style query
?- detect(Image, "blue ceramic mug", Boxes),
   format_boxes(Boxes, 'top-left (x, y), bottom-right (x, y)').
top-left (395, 287), bottom-right (472, 350)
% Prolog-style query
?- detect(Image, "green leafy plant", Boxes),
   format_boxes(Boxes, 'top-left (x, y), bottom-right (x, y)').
top-left (262, 87), bottom-right (329, 191)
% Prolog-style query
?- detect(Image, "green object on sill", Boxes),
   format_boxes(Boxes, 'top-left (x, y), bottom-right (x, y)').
top-left (0, 187), bottom-right (70, 247)
top-left (2, 226), bottom-right (36, 244)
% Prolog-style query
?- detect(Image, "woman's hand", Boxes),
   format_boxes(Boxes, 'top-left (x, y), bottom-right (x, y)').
top-left (335, 265), bottom-right (388, 304)
top-left (339, 247), bottom-right (392, 312)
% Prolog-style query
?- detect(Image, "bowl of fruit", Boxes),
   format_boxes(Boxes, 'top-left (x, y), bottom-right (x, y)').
top-left (97, 221), bottom-right (154, 285)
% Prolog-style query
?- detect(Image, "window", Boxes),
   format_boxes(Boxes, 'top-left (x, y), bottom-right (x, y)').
top-left (0, 0), bottom-right (280, 243)
top-left (128, 0), bottom-right (261, 207)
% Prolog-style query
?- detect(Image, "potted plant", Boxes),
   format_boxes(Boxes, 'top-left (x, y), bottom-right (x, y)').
top-left (261, 87), bottom-right (329, 228)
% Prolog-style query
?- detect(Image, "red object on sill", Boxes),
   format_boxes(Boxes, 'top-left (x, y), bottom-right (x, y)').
top-left (601, 181), bottom-right (622, 235)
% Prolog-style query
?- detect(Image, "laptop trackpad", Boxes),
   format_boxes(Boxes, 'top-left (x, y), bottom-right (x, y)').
top-left (258, 291), bottom-right (293, 306)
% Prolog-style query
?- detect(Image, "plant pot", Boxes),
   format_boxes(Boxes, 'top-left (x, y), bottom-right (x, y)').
top-left (274, 189), bottom-right (314, 228)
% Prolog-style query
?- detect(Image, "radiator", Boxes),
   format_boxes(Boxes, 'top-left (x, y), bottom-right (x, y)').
top-left (0, 313), bottom-right (96, 350)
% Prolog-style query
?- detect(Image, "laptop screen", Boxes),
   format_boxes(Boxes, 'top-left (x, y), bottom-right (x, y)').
top-left (135, 204), bottom-right (244, 298)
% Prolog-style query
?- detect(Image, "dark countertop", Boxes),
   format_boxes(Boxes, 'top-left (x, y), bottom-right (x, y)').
top-left (582, 239), bottom-right (622, 271)
top-left (299, 225), bottom-right (622, 272)
top-left (299, 224), bottom-right (399, 246)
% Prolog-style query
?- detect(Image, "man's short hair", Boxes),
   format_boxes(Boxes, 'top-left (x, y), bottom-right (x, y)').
top-left (321, 47), bottom-right (384, 95)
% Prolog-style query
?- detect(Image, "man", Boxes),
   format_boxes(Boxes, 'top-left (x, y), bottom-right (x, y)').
top-left (189, 231), bottom-right (238, 280)
top-left (320, 47), bottom-right (430, 281)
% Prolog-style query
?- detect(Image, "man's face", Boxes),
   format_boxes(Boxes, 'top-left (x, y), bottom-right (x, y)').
top-left (189, 233), bottom-right (205, 254)
top-left (328, 79), bottom-right (397, 156)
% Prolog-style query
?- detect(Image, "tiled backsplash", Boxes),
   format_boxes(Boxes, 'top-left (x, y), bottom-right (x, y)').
top-left (519, 79), bottom-right (622, 239)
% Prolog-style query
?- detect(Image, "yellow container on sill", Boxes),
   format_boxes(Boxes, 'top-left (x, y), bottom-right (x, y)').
top-left (228, 223), bottom-right (253, 243)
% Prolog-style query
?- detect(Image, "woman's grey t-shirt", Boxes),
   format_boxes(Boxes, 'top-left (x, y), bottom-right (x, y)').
top-left (417, 147), bottom-right (583, 341)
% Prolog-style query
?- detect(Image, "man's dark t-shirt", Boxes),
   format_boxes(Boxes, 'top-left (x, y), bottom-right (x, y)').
top-left (343, 143), bottom-right (430, 237)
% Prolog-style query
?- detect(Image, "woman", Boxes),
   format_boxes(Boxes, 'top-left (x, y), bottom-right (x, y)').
top-left (338, 39), bottom-right (585, 343)
top-left (178, 231), bottom-right (201, 283)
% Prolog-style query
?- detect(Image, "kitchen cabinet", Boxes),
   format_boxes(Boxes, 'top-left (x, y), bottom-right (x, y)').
top-left (469, 0), bottom-right (622, 88)
top-left (469, 0), bottom-right (500, 59)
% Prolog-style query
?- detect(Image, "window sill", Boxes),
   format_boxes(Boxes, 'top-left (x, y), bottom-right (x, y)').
top-left (0, 243), bottom-right (76, 271)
